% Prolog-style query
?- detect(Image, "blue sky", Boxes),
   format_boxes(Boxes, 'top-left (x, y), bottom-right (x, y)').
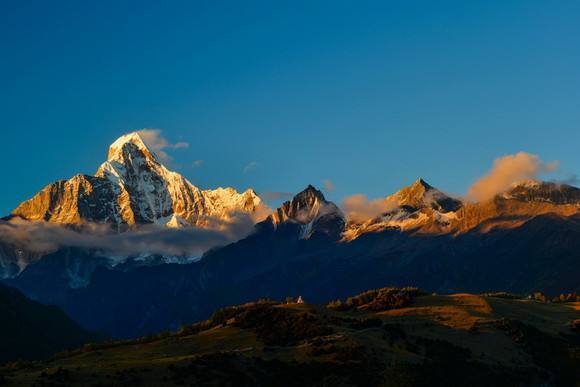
top-left (1, 1), bottom-right (579, 215)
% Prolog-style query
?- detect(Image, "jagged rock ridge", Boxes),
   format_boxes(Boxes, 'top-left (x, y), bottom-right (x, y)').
top-left (267, 185), bottom-right (346, 239)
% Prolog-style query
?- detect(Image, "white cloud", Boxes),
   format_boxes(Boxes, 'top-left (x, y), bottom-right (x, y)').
top-left (466, 152), bottom-right (558, 202)
top-left (0, 213), bottom-right (258, 258)
top-left (243, 161), bottom-right (259, 174)
top-left (341, 194), bottom-right (397, 223)
top-left (136, 129), bottom-right (190, 162)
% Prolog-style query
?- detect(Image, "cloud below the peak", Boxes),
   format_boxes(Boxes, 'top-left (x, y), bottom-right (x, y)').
top-left (137, 129), bottom-right (189, 162)
top-left (466, 152), bottom-right (558, 202)
top-left (0, 213), bottom-right (259, 258)
top-left (341, 194), bottom-right (397, 223)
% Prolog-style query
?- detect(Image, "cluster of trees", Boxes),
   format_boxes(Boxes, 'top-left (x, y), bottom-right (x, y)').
top-left (232, 304), bottom-right (332, 346)
top-left (528, 291), bottom-right (580, 303)
top-left (327, 287), bottom-right (422, 311)
top-left (482, 291), bottom-right (580, 303)
top-left (178, 299), bottom-right (332, 346)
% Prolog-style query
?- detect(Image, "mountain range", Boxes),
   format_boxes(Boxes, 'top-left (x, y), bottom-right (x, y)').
top-left (1, 132), bottom-right (580, 338)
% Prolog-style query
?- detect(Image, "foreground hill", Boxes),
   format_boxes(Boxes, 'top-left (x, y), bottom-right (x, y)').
top-left (0, 284), bottom-right (100, 364)
top-left (2, 288), bottom-right (578, 386)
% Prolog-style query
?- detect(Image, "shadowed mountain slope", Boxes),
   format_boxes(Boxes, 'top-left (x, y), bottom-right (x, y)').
top-left (0, 283), bottom-right (100, 364)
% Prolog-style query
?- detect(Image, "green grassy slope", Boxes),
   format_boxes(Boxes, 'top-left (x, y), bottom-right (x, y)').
top-left (2, 288), bottom-right (578, 387)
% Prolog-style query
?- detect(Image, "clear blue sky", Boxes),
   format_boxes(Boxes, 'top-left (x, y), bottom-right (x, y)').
top-left (1, 1), bottom-right (579, 215)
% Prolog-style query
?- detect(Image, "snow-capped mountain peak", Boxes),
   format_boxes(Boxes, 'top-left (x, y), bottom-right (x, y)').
top-left (106, 132), bottom-right (157, 163)
top-left (388, 178), bottom-right (462, 213)
top-left (12, 132), bottom-right (263, 228)
top-left (266, 185), bottom-right (345, 239)
top-left (342, 179), bottom-right (463, 240)
top-left (270, 185), bottom-right (333, 224)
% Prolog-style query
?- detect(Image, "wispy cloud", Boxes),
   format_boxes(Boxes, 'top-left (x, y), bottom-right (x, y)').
top-left (322, 179), bottom-right (335, 192)
top-left (137, 129), bottom-right (190, 162)
top-left (243, 161), bottom-right (259, 174)
top-left (466, 152), bottom-right (558, 202)
top-left (192, 159), bottom-right (204, 168)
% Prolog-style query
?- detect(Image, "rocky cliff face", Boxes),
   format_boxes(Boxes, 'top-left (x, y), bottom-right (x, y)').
top-left (12, 132), bottom-right (262, 228)
top-left (12, 174), bottom-right (121, 224)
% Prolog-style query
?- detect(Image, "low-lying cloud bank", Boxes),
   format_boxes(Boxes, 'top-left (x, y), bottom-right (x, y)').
top-left (0, 213), bottom-right (261, 258)
top-left (467, 152), bottom-right (558, 202)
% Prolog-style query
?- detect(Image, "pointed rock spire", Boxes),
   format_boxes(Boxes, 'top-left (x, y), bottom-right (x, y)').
top-left (389, 178), bottom-right (462, 213)
top-left (293, 185), bottom-right (326, 204)
top-left (266, 185), bottom-right (345, 239)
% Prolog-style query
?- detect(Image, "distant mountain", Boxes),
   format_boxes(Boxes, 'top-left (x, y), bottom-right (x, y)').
top-left (388, 178), bottom-right (462, 212)
top-left (266, 185), bottom-right (346, 239)
top-left (12, 132), bottom-right (262, 228)
top-left (344, 179), bottom-right (463, 240)
top-left (346, 179), bottom-right (580, 239)
top-left (0, 283), bottom-right (100, 364)
top-left (502, 179), bottom-right (580, 204)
